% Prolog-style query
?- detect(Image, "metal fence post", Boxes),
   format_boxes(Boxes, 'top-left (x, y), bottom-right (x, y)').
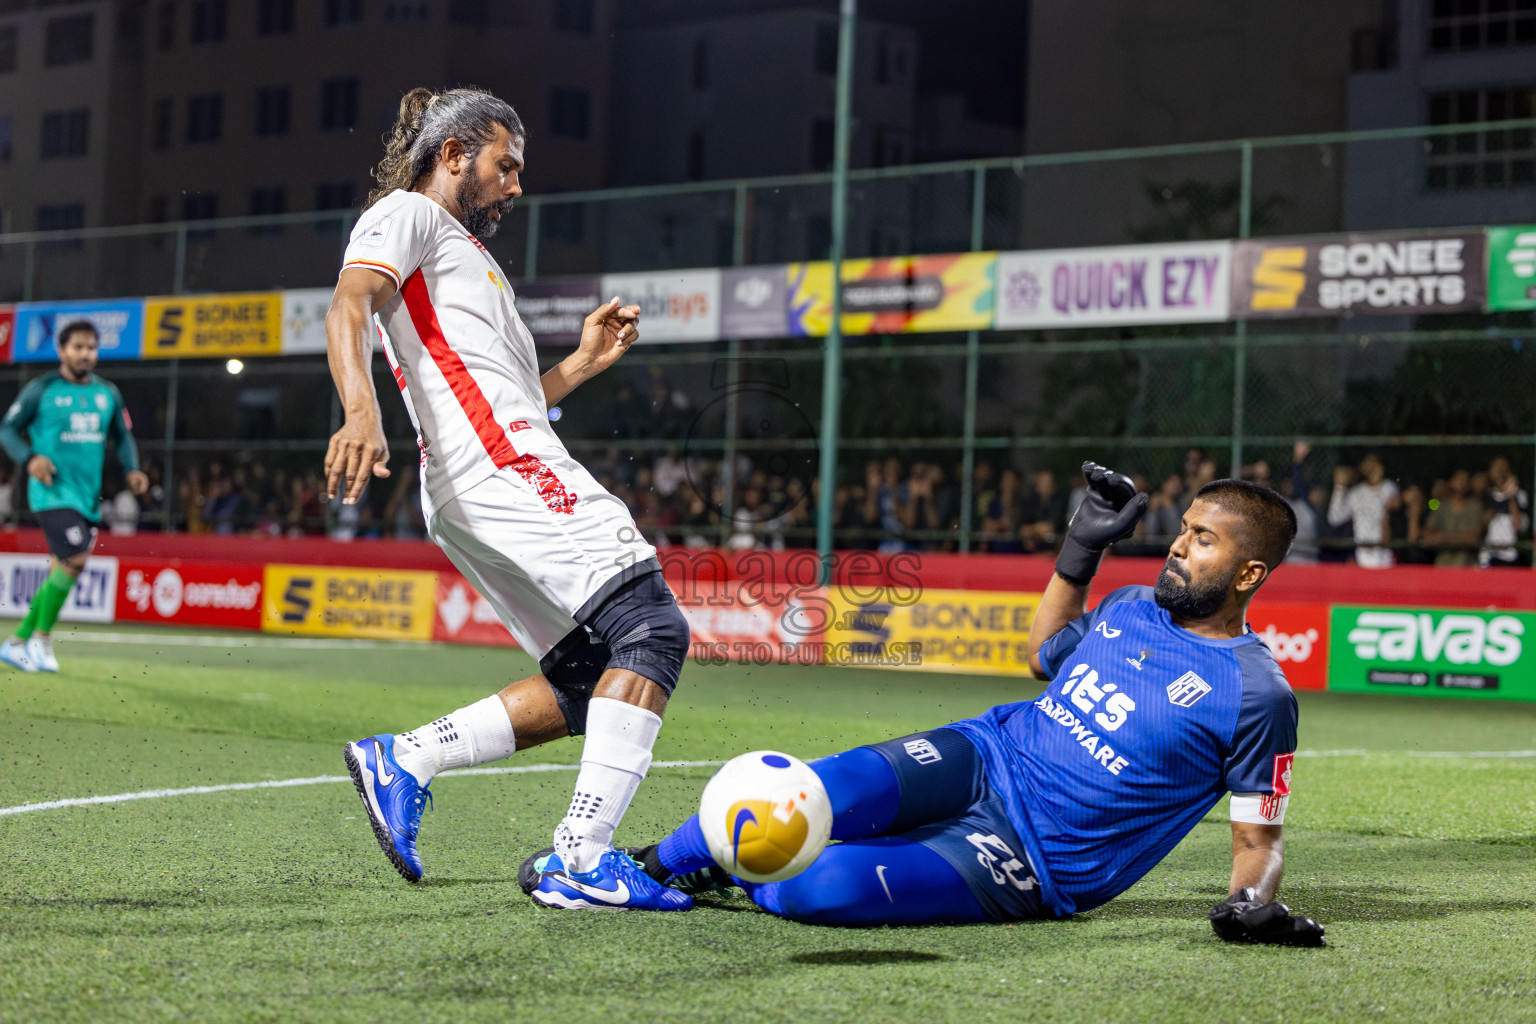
top-left (1229, 140), bottom-right (1253, 478)
top-left (524, 200), bottom-right (541, 281)
top-left (172, 223), bottom-right (188, 295)
top-left (959, 164), bottom-right (987, 553)
top-left (21, 240), bottom-right (35, 302)
top-left (719, 185), bottom-right (749, 545)
top-left (162, 360), bottom-right (179, 532)
top-left (816, 0), bottom-right (856, 580)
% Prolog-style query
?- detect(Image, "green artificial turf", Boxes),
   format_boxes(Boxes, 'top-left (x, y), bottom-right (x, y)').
top-left (1, 627), bottom-right (1534, 1023)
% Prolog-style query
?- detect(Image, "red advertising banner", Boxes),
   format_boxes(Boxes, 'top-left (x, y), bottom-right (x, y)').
top-left (118, 558), bottom-right (264, 630)
top-left (433, 571), bottom-right (518, 647)
top-left (676, 580), bottom-right (825, 665)
top-left (1249, 602), bottom-right (1331, 691)
top-left (0, 306), bottom-right (14, 363)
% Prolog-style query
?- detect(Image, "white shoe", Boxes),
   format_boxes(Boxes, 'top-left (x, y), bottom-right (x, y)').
top-left (0, 638), bottom-right (37, 673)
top-left (26, 636), bottom-right (58, 673)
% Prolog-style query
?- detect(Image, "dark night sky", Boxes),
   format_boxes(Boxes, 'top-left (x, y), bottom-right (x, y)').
top-left (617, 0), bottom-right (1029, 127)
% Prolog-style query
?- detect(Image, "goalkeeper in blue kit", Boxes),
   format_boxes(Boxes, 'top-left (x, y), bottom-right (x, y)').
top-left (556, 464), bottom-right (1324, 945)
top-left (0, 321), bottom-right (146, 673)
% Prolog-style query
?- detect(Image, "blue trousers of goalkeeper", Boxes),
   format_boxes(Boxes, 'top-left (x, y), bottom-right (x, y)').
top-left (649, 728), bottom-right (1043, 925)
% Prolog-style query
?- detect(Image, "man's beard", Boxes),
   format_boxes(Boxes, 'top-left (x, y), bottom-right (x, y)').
top-left (456, 167), bottom-right (511, 238)
top-left (1153, 557), bottom-right (1235, 619)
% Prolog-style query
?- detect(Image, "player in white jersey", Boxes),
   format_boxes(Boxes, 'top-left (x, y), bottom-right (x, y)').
top-left (326, 87), bottom-right (692, 911)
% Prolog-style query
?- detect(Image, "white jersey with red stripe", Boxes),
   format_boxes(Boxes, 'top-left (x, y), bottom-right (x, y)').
top-left (343, 189), bottom-right (570, 511)
top-left (340, 189), bottom-right (659, 658)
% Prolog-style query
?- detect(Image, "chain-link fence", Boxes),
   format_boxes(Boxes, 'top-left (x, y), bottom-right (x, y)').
top-left (0, 122), bottom-right (1531, 559)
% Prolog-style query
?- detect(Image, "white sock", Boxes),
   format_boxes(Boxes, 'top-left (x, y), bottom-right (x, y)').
top-left (391, 695), bottom-right (517, 785)
top-left (555, 697), bottom-right (663, 875)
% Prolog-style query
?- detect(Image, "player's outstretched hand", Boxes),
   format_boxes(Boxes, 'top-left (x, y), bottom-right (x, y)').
top-left (575, 297), bottom-right (641, 377)
top-left (1054, 460), bottom-right (1148, 585)
top-left (1209, 888), bottom-right (1326, 947)
top-left (26, 454), bottom-right (56, 487)
top-left (324, 415), bottom-right (391, 504)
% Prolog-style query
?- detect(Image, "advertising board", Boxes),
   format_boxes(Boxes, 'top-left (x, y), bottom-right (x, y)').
top-left (14, 299), bottom-right (144, 362)
top-left (433, 572), bottom-right (517, 646)
top-left (600, 269), bottom-right (721, 343)
top-left (1328, 605), bottom-right (1536, 701)
top-left (1231, 231), bottom-right (1486, 318)
top-left (143, 292), bottom-right (283, 359)
top-left (1486, 225), bottom-right (1536, 312)
top-left (118, 559), bottom-right (263, 630)
top-left (513, 278), bottom-right (605, 345)
top-left (822, 586), bottom-right (1041, 675)
top-left (0, 554), bottom-right (117, 623)
top-left (261, 565), bottom-right (437, 641)
top-left (787, 252), bottom-right (995, 336)
top-left (994, 242), bottom-right (1230, 329)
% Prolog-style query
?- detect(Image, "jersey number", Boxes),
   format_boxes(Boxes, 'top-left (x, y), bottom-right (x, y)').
top-left (966, 832), bottom-right (1035, 891)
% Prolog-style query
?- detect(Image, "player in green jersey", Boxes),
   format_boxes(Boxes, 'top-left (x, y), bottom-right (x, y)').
top-left (0, 320), bottom-right (146, 673)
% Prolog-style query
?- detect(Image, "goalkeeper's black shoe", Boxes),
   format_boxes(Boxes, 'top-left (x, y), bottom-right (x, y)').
top-left (629, 843), bottom-right (737, 895)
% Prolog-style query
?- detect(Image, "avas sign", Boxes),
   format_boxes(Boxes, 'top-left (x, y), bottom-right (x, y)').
top-left (1328, 607), bottom-right (1534, 701)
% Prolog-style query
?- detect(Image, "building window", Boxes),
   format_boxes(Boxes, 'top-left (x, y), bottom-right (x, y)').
top-left (181, 192), bottom-right (218, 220)
top-left (810, 117), bottom-right (834, 170)
top-left (315, 180), bottom-right (356, 210)
top-left (814, 21), bottom-right (838, 75)
top-left (1428, 0), bottom-right (1536, 52)
top-left (186, 92), bottom-right (223, 144)
top-left (255, 86), bottom-right (291, 137)
top-left (258, 0), bottom-right (295, 34)
top-left (190, 0), bottom-right (226, 42)
top-left (44, 13), bottom-right (94, 66)
top-left (324, 0), bottom-right (363, 26)
top-left (692, 37), bottom-right (708, 89)
top-left (41, 109), bottom-right (90, 159)
top-left (250, 186), bottom-right (287, 215)
top-left (1426, 86), bottom-right (1536, 189)
top-left (38, 204), bottom-right (86, 231)
top-left (554, 0), bottom-right (593, 34)
top-left (157, 2), bottom-right (176, 48)
top-left (0, 118), bottom-right (11, 162)
top-left (542, 204), bottom-right (584, 244)
top-left (549, 85), bottom-right (590, 138)
top-left (876, 36), bottom-right (910, 86)
top-left (320, 77), bottom-right (359, 131)
top-left (148, 196), bottom-right (168, 222)
top-left (687, 130), bottom-right (705, 180)
top-left (384, 3), bottom-right (429, 21)
top-left (873, 125), bottom-right (907, 167)
top-left (249, 186), bottom-right (286, 235)
top-left (152, 98), bottom-right (173, 149)
top-left (0, 25), bottom-right (18, 74)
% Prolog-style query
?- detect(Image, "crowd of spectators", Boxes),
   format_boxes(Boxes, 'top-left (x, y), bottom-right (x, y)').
top-left (0, 437), bottom-right (1527, 569)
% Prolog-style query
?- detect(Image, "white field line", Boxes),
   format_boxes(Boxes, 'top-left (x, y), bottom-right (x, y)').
top-left (0, 760), bottom-right (724, 818)
top-left (4, 750), bottom-right (1533, 819)
top-left (53, 630), bottom-right (433, 650)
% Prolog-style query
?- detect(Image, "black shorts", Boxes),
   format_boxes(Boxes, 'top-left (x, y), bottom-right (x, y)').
top-left (36, 508), bottom-right (98, 560)
top-left (538, 568), bottom-right (690, 735)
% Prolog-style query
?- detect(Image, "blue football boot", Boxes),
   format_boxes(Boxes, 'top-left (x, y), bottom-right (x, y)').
top-left (343, 734), bottom-right (431, 883)
top-left (518, 845), bottom-right (693, 911)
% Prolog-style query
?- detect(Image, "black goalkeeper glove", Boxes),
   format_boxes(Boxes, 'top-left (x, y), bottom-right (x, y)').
top-left (1054, 461), bottom-right (1149, 586)
top-left (1209, 888), bottom-right (1327, 947)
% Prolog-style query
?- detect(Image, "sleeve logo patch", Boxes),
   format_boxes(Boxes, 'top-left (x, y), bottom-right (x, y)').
top-left (508, 420), bottom-right (530, 432)
top-left (359, 216), bottom-right (392, 248)
top-left (1165, 670), bottom-right (1212, 707)
top-left (1272, 752), bottom-right (1294, 796)
top-left (1259, 792), bottom-right (1286, 821)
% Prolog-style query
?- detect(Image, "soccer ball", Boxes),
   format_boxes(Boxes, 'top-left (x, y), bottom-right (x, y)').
top-left (698, 751), bottom-right (833, 884)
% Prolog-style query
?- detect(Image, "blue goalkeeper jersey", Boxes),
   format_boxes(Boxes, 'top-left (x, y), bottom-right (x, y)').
top-left (947, 586), bottom-right (1297, 918)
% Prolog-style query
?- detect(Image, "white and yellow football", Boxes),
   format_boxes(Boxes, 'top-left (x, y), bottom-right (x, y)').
top-left (698, 751), bottom-right (833, 884)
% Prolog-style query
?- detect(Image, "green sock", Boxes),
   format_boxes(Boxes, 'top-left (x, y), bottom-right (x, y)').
top-left (14, 593), bottom-right (42, 641)
top-left (30, 568), bottom-right (77, 637)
